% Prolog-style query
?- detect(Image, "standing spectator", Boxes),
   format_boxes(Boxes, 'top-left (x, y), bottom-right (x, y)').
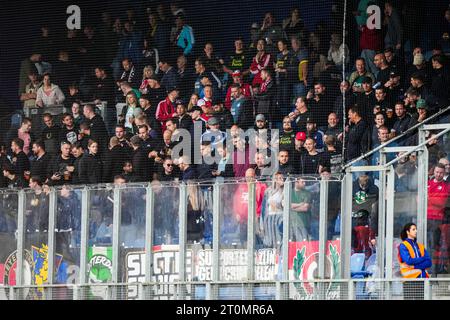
top-left (172, 12), bottom-right (195, 56)
top-left (47, 141), bottom-right (75, 186)
top-left (59, 113), bottom-right (79, 145)
top-left (156, 87), bottom-right (179, 132)
top-left (51, 50), bottom-right (78, 94)
top-left (427, 164), bottom-right (450, 274)
top-left (250, 39), bottom-right (272, 87)
top-left (274, 39), bottom-right (293, 117)
top-left (290, 178), bottom-right (312, 241)
top-left (385, 71), bottom-right (404, 104)
top-left (200, 42), bottom-right (224, 77)
top-left (30, 140), bottom-right (51, 183)
top-left (20, 71), bottom-right (42, 111)
top-left (383, 1), bottom-right (403, 54)
top-left (334, 80), bottom-right (354, 121)
top-left (18, 52), bottom-right (41, 96)
top-left (306, 82), bottom-right (333, 128)
top-left (146, 76), bottom-right (167, 110)
top-left (10, 138), bottom-right (30, 178)
top-left (320, 135), bottom-right (343, 174)
top-left (176, 55), bottom-right (195, 101)
top-left (254, 68), bottom-right (276, 124)
top-left (5, 117), bottom-right (34, 157)
top-left (355, 77), bottom-right (377, 124)
top-left (430, 54), bottom-right (450, 107)
top-left (178, 155), bottom-right (197, 181)
top-left (229, 84), bottom-right (254, 130)
top-left (93, 66), bottom-right (116, 135)
top-left (83, 104), bottom-right (109, 157)
top-left (117, 58), bottom-right (139, 91)
top-left (327, 33), bottom-right (349, 68)
top-left (70, 142), bottom-right (84, 185)
top-left (259, 12), bottom-right (286, 48)
top-left (71, 101), bottom-right (85, 127)
top-left (194, 58), bottom-right (221, 96)
top-left (299, 138), bottom-right (322, 175)
top-left (345, 106), bottom-right (368, 163)
top-left (2, 165), bottom-right (26, 189)
top-left (290, 36), bottom-right (309, 99)
top-left (146, 12), bottom-right (171, 54)
top-left (78, 140), bottom-right (103, 185)
top-left (277, 150), bottom-right (294, 175)
top-left (373, 53), bottom-right (391, 86)
top-left (158, 57), bottom-right (179, 92)
top-left (35, 73), bottom-right (65, 108)
top-left (223, 37), bottom-right (251, 79)
top-left (119, 91), bottom-right (143, 135)
top-left (102, 136), bottom-right (128, 183)
top-left (224, 70), bottom-right (253, 109)
top-left (392, 102), bottom-right (412, 146)
top-left (263, 172), bottom-right (285, 249)
top-left (130, 135), bottom-right (152, 182)
top-left (348, 58), bottom-right (375, 93)
top-left (232, 135), bottom-right (251, 178)
top-left (282, 8), bottom-right (305, 40)
top-left (41, 113), bottom-right (61, 157)
top-left (290, 96), bottom-right (311, 132)
top-left (156, 157), bottom-right (179, 182)
top-left (279, 116), bottom-right (296, 156)
top-left (359, 5), bottom-right (383, 75)
top-left (322, 112), bottom-right (342, 141)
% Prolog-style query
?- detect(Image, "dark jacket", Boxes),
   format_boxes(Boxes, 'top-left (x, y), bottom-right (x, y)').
top-left (254, 79), bottom-right (276, 122)
top-left (30, 153), bottom-right (51, 182)
top-left (346, 119), bottom-right (369, 161)
top-left (160, 67), bottom-right (179, 92)
top-left (47, 155), bottom-right (75, 185)
top-left (182, 166), bottom-right (197, 182)
top-left (89, 115), bottom-right (109, 155)
top-left (78, 153), bottom-right (103, 184)
top-left (92, 75), bottom-right (116, 106)
top-left (132, 147), bottom-right (152, 182)
top-left (12, 151), bottom-right (30, 177)
top-left (102, 145), bottom-right (129, 183)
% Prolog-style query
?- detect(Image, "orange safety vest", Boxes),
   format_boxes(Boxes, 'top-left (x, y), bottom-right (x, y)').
top-left (397, 240), bottom-right (430, 278)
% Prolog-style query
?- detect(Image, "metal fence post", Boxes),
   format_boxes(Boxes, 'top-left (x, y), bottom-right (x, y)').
top-left (417, 128), bottom-right (428, 245)
top-left (282, 177), bottom-right (291, 281)
top-left (318, 179), bottom-right (329, 279)
top-left (205, 282), bottom-right (212, 300)
top-left (79, 187), bottom-right (90, 284)
top-left (247, 182), bottom-right (256, 281)
top-left (16, 190), bottom-right (25, 286)
top-left (348, 279), bottom-right (354, 300)
top-left (377, 152), bottom-right (387, 278)
top-left (212, 181), bottom-right (220, 282)
top-left (424, 279), bottom-right (431, 300)
top-left (178, 183), bottom-right (188, 299)
top-left (385, 167), bottom-right (395, 280)
top-left (144, 183), bottom-right (154, 283)
top-left (112, 187), bottom-right (122, 285)
top-left (47, 188), bottom-right (57, 285)
top-left (340, 172), bottom-right (353, 279)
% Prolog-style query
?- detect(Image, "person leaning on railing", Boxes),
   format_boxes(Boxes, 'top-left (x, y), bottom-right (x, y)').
top-left (398, 223), bottom-right (431, 300)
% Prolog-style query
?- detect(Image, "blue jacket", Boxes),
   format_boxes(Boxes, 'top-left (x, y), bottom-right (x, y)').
top-left (177, 25), bottom-right (195, 55)
top-left (399, 238), bottom-right (432, 278)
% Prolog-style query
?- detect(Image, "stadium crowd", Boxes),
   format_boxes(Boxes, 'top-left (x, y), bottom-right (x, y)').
top-left (0, 1), bottom-right (449, 271)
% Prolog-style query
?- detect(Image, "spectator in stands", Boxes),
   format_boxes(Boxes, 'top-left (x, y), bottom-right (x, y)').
top-left (374, 87), bottom-right (390, 113)
top-left (35, 73), bottom-right (65, 108)
top-left (102, 137), bottom-right (127, 183)
top-left (178, 155), bottom-right (197, 181)
top-left (59, 113), bottom-right (79, 145)
top-left (52, 50), bottom-right (77, 94)
top-left (263, 172), bottom-right (285, 249)
top-left (327, 33), bottom-right (349, 68)
top-left (194, 58), bottom-right (221, 97)
top-left (373, 53), bottom-right (391, 85)
top-left (355, 76), bottom-right (376, 124)
top-left (200, 117), bottom-right (226, 150)
top-left (156, 87), bottom-right (179, 132)
top-left (225, 70), bottom-right (252, 109)
top-left (5, 117), bottom-right (34, 157)
top-left (146, 12), bottom-right (170, 55)
top-left (349, 58), bottom-right (375, 93)
top-left (156, 157), bottom-right (179, 182)
top-left (232, 134), bottom-right (251, 178)
top-left (306, 82), bottom-right (333, 128)
top-left (40, 113), bottom-right (61, 156)
top-left (138, 65), bottom-right (155, 95)
top-left (305, 117), bottom-right (324, 153)
top-left (320, 135), bottom-right (343, 174)
top-left (409, 73), bottom-right (436, 112)
top-left (383, 1), bottom-right (403, 53)
top-left (322, 112), bottom-right (342, 141)
top-left (282, 8), bottom-right (304, 40)
top-left (10, 138), bottom-right (30, 178)
top-left (82, 104), bottom-right (109, 156)
top-left (290, 36), bottom-right (309, 99)
top-left (158, 57), bottom-right (179, 91)
top-left (174, 102), bottom-right (193, 131)
top-left (20, 71), bottom-right (42, 110)
top-left (392, 102), bottom-right (412, 146)
top-left (259, 12), bottom-right (286, 48)
top-left (71, 101), bottom-right (85, 127)
top-left (254, 68), bottom-right (276, 124)
top-left (223, 37), bottom-right (251, 79)
top-left (211, 102), bottom-right (233, 132)
top-left (200, 42), bottom-right (224, 77)
top-left (144, 76), bottom-right (166, 110)
top-left (359, 3), bottom-right (383, 75)
top-left (385, 71), bottom-right (404, 104)
top-left (228, 84), bottom-right (253, 130)
top-left (114, 124), bottom-right (132, 153)
top-left (78, 139), bottom-right (102, 185)
top-left (274, 39), bottom-right (293, 116)
top-left (277, 150), bottom-right (293, 175)
top-left (119, 91), bottom-right (143, 135)
top-left (370, 112), bottom-right (387, 148)
top-left (117, 58), bottom-right (138, 90)
top-left (93, 65), bottom-right (116, 134)
top-left (290, 177), bottom-right (311, 241)
top-left (299, 138), bottom-right (322, 175)
top-left (47, 141), bottom-right (75, 186)
top-left (3, 164), bottom-right (26, 188)
top-left (70, 142), bottom-right (84, 184)
top-left (345, 106), bottom-right (368, 163)
top-left (430, 54), bottom-right (450, 106)
top-left (172, 12), bottom-right (195, 56)
top-left (427, 163), bottom-right (450, 274)
top-left (130, 135), bottom-right (152, 182)
top-left (250, 39), bottom-right (272, 87)
top-left (29, 140), bottom-right (50, 183)
top-left (64, 83), bottom-right (82, 111)
top-left (406, 51), bottom-right (429, 88)
top-left (116, 21), bottom-right (143, 73)
top-left (176, 55), bottom-right (195, 101)
top-left (19, 52), bottom-right (42, 96)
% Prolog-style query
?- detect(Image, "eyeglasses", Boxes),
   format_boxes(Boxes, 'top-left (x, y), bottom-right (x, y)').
top-left (166, 164), bottom-right (173, 167)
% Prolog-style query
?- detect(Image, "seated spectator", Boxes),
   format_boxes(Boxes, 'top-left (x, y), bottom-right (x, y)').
top-left (116, 58), bottom-right (139, 91)
top-left (35, 73), bottom-right (65, 107)
top-left (20, 71), bottom-right (41, 110)
top-left (370, 112), bottom-right (387, 149)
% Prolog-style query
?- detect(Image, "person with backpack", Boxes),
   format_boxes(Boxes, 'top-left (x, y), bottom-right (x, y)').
top-left (398, 223), bottom-right (432, 299)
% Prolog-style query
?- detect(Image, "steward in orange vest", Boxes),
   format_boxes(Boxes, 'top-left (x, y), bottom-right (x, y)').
top-left (398, 223), bottom-right (432, 278)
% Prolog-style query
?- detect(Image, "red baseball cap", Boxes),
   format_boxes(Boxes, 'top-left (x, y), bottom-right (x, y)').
top-left (232, 70), bottom-right (241, 77)
top-left (295, 132), bottom-right (306, 141)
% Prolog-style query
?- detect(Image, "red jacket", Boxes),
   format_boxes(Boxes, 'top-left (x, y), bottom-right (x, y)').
top-left (156, 97), bottom-right (176, 132)
top-left (360, 25), bottom-right (382, 51)
top-left (250, 53), bottom-right (271, 86)
top-left (233, 182), bottom-right (267, 221)
top-left (427, 179), bottom-right (450, 221)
